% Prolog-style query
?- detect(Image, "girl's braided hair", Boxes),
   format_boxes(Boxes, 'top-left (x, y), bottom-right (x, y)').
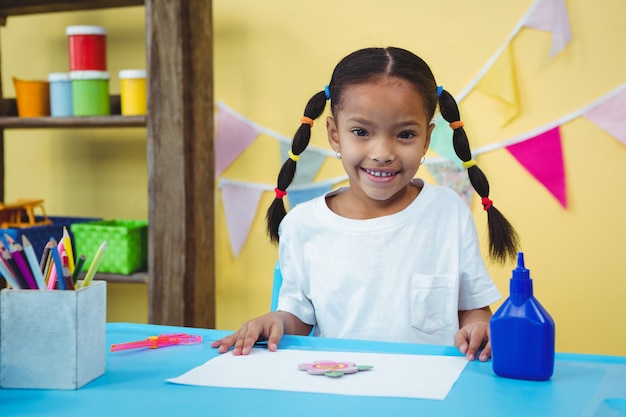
top-left (267, 47), bottom-right (519, 263)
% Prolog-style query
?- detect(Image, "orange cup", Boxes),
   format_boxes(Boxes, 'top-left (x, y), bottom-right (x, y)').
top-left (13, 77), bottom-right (50, 117)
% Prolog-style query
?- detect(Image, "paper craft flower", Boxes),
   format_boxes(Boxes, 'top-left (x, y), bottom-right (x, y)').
top-left (298, 361), bottom-right (373, 378)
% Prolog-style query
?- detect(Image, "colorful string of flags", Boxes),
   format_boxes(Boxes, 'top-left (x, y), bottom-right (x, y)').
top-left (216, 0), bottom-right (626, 257)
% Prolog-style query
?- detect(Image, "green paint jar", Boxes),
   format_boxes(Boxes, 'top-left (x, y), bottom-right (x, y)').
top-left (70, 70), bottom-right (110, 116)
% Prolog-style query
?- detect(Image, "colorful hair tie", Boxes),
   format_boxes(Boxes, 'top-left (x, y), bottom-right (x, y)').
top-left (288, 150), bottom-right (300, 162)
top-left (436, 86), bottom-right (443, 97)
top-left (449, 121), bottom-right (464, 130)
top-left (274, 187), bottom-right (287, 199)
top-left (324, 85), bottom-right (331, 100)
top-left (462, 159), bottom-right (477, 169)
top-left (301, 116), bottom-right (314, 127)
top-left (481, 197), bottom-right (493, 211)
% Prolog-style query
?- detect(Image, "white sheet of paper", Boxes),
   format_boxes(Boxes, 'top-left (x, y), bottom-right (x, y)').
top-left (167, 348), bottom-right (468, 400)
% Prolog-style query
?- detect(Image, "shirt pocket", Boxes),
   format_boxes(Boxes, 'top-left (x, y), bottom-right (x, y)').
top-left (410, 273), bottom-right (456, 334)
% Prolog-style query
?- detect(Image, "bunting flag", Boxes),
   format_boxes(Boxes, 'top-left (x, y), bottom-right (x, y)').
top-left (475, 44), bottom-right (520, 126)
top-left (429, 115), bottom-right (462, 168)
top-left (280, 142), bottom-right (329, 186)
top-left (583, 87), bottom-right (626, 146)
top-left (215, 104), bottom-right (260, 177)
top-left (523, 0), bottom-right (572, 57)
top-left (426, 161), bottom-right (474, 206)
top-left (287, 183), bottom-right (334, 209)
top-left (219, 180), bottom-right (265, 257)
top-left (506, 126), bottom-right (567, 208)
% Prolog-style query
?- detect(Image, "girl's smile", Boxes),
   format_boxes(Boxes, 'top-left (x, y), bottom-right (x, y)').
top-left (362, 167), bottom-right (399, 180)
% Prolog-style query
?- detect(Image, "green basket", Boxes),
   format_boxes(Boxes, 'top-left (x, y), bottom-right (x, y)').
top-left (70, 220), bottom-right (148, 275)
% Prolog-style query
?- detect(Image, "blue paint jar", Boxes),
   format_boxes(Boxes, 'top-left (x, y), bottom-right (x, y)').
top-left (48, 73), bottom-right (73, 117)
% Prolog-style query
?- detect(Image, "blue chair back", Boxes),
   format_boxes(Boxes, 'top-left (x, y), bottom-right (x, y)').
top-left (270, 261), bottom-right (315, 336)
top-left (270, 261), bottom-right (282, 311)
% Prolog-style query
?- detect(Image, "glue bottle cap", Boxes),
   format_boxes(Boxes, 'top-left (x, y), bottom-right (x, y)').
top-left (512, 252), bottom-right (530, 280)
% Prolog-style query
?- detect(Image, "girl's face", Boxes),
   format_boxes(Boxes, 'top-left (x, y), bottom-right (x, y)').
top-left (326, 77), bottom-right (434, 216)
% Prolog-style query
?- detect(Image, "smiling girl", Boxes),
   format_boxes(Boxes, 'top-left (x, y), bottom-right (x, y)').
top-left (212, 47), bottom-right (519, 362)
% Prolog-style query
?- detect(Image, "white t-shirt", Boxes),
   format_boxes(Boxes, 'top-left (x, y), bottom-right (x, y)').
top-left (276, 179), bottom-right (501, 346)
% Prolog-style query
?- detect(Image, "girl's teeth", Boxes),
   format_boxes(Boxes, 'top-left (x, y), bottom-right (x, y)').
top-left (366, 169), bottom-right (395, 177)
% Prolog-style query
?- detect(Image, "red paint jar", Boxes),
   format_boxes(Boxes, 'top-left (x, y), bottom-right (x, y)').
top-left (66, 25), bottom-right (107, 71)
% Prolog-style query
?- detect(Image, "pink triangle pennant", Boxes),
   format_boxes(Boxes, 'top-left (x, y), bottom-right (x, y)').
top-left (506, 126), bottom-right (567, 208)
top-left (215, 107), bottom-right (260, 177)
top-left (523, 0), bottom-right (572, 57)
top-left (583, 88), bottom-right (626, 146)
top-left (220, 182), bottom-right (265, 257)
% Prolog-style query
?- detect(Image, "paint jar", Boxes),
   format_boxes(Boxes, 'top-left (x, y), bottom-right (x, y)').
top-left (12, 77), bottom-right (50, 117)
top-left (48, 73), bottom-right (73, 117)
top-left (66, 25), bottom-right (107, 71)
top-left (70, 71), bottom-right (110, 116)
top-left (119, 70), bottom-right (147, 115)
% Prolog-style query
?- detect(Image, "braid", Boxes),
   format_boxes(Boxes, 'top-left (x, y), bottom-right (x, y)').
top-left (266, 90), bottom-right (328, 242)
top-left (438, 89), bottom-right (519, 264)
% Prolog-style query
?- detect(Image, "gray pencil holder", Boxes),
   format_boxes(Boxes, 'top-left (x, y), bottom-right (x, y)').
top-left (0, 280), bottom-right (106, 389)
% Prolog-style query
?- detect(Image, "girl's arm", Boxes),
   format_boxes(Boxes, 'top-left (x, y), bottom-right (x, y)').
top-left (455, 306), bottom-right (492, 362)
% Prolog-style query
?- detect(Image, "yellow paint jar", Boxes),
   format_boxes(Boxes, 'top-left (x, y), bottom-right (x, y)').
top-left (119, 70), bottom-right (146, 115)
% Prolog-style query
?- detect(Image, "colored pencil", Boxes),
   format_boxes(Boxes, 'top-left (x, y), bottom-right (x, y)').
top-left (71, 254), bottom-right (87, 286)
top-left (61, 252), bottom-right (75, 290)
top-left (22, 236), bottom-right (47, 290)
top-left (49, 240), bottom-right (66, 290)
top-left (0, 248), bottom-right (22, 289)
top-left (39, 240), bottom-right (53, 272)
top-left (43, 249), bottom-right (54, 288)
top-left (0, 239), bottom-right (28, 289)
top-left (5, 235), bottom-right (38, 290)
top-left (82, 240), bottom-right (107, 288)
top-left (62, 227), bottom-right (75, 274)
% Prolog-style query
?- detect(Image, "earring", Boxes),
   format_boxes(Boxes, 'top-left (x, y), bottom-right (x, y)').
top-left (420, 155), bottom-right (426, 164)
top-left (336, 151), bottom-right (342, 160)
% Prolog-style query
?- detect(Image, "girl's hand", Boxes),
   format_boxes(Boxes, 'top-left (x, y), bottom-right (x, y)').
top-left (455, 307), bottom-right (492, 362)
top-left (454, 321), bottom-right (491, 362)
top-left (210, 312), bottom-right (286, 355)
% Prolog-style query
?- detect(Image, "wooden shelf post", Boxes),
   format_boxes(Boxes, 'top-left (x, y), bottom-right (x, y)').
top-left (146, 0), bottom-right (215, 328)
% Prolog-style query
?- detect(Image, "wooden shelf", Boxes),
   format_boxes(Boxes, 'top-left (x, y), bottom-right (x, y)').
top-left (0, 115), bottom-right (146, 128)
top-left (0, 96), bottom-right (145, 128)
top-left (0, 1), bottom-right (144, 19)
top-left (92, 271), bottom-right (148, 284)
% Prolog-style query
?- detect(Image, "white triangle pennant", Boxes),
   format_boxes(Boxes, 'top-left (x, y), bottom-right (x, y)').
top-left (219, 180), bottom-right (265, 258)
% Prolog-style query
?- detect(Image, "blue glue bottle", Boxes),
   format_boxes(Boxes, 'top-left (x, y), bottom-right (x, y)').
top-left (490, 252), bottom-right (555, 381)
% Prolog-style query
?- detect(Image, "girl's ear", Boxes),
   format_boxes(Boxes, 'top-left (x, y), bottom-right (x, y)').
top-left (326, 115), bottom-right (340, 152)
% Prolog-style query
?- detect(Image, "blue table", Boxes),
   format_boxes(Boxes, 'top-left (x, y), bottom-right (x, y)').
top-left (1, 323), bottom-right (625, 416)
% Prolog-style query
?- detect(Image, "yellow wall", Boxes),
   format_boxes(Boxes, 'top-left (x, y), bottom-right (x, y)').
top-left (2, 1), bottom-right (625, 356)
